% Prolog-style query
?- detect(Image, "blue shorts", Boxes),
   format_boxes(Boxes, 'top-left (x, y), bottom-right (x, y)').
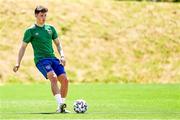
top-left (36, 58), bottom-right (66, 79)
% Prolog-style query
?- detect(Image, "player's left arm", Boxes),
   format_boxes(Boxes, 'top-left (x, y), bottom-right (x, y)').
top-left (53, 38), bottom-right (66, 66)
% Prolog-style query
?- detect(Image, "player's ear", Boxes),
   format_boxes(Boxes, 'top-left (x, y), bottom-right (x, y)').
top-left (35, 13), bottom-right (38, 18)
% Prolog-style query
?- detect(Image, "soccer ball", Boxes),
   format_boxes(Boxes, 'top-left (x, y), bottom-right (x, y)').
top-left (73, 99), bottom-right (88, 113)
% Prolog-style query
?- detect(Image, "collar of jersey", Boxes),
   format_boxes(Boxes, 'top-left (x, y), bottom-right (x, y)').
top-left (35, 24), bottom-right (45, 28)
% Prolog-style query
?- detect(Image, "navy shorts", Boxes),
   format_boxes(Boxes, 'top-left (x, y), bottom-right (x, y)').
top-left (36, 58), bottom-right (66, 79)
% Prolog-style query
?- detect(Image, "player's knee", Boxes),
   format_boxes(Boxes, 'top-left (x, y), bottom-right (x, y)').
top-left (47, 72), bottom-right (57, 83)
top-left (62, 77), bottom-right (68, 81)
top-left (61, 79), bottom-right (67, 85)
top-left (62, 76), bottom-right (68, 83)
top-left (50, 77), bottom-right (58, 84)
top-left (65, 78), bottom-right (69, 83)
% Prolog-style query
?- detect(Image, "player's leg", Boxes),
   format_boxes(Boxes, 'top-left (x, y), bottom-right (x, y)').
top-left (51, 58), bottom-right (70, 113)
top-left (56, 74), bottom-right (70, 113)
top-left (57, 73), bottom-right (69, 103)
top-left (47, 71), bottom-right (66, 112)
top-left (51, 58), bottom-right (69, 103)
top-left (36, 59), bottom-right (63, 112)
top-left (47, 71), bottom-right (60, 95)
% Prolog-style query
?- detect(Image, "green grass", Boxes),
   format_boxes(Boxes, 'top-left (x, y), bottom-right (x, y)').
top-left (0, 83), bottom-right (180, 119)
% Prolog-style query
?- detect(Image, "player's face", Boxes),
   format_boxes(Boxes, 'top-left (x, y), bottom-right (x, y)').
top-left (35, 12), bottom-right (47, 25)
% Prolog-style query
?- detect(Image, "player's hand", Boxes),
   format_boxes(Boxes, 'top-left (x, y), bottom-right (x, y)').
top-left (13, 64), bottom-right (20, 72)
top-left (60, 57), bottom-right (66, 66)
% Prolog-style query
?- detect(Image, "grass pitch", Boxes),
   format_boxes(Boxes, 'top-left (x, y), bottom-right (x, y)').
top-left (0, 83), bottom-right (180, 119)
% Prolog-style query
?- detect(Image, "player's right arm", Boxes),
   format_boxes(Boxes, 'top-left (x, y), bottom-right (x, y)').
top-left (13, 42), bottom-right (28, 72)
top-left (13, 28), bottom-right (32, 72)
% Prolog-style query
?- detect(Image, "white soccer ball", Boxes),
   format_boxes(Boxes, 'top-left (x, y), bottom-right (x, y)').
top-left (73, 99), bottom-right (88, 113)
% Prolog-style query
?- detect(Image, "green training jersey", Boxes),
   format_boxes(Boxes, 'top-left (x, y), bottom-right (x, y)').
top-left (23, 24), bottom-right (58, 64)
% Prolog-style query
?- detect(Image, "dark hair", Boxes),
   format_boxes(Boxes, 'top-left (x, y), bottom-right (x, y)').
top-left (34, 5), bottom-right (48, 14)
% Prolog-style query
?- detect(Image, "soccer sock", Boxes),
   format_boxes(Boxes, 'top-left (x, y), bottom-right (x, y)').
top-left (62, 98), bottom-right (66, 103)
top-left (54, 94), bottom-right (62, 106)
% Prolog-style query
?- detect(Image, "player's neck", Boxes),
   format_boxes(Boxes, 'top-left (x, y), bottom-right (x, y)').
top-left (35, 22), bottom-right (45, 27)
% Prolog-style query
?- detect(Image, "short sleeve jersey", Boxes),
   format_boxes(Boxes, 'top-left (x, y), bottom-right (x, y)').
top-left (23, 24), bottom-right (58, 64)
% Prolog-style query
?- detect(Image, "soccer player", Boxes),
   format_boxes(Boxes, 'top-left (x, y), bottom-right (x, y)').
top-left (13, 5), bottom-right (70, 113)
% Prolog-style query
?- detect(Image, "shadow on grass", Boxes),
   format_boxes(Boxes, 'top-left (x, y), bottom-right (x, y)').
top-left (1, 111), bottom-right (180, 115)
top-left (29, 112), bottom-right (57, 114)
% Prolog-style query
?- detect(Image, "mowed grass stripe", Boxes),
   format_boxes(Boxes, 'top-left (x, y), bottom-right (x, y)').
top-left (0, 83), bottom-right (180, 119)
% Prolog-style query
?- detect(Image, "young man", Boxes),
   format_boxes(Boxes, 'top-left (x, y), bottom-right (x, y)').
top-left (13, 5), bottom-right (70, 113)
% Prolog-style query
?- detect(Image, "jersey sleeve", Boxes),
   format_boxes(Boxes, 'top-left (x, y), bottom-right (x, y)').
top-left (23, 29), bottom-right (32, 43)
top-left (51, 26), bottom-right (58, 40)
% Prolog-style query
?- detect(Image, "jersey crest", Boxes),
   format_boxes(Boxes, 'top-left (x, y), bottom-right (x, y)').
top-left (47, 29), bottom-right (52, 35)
